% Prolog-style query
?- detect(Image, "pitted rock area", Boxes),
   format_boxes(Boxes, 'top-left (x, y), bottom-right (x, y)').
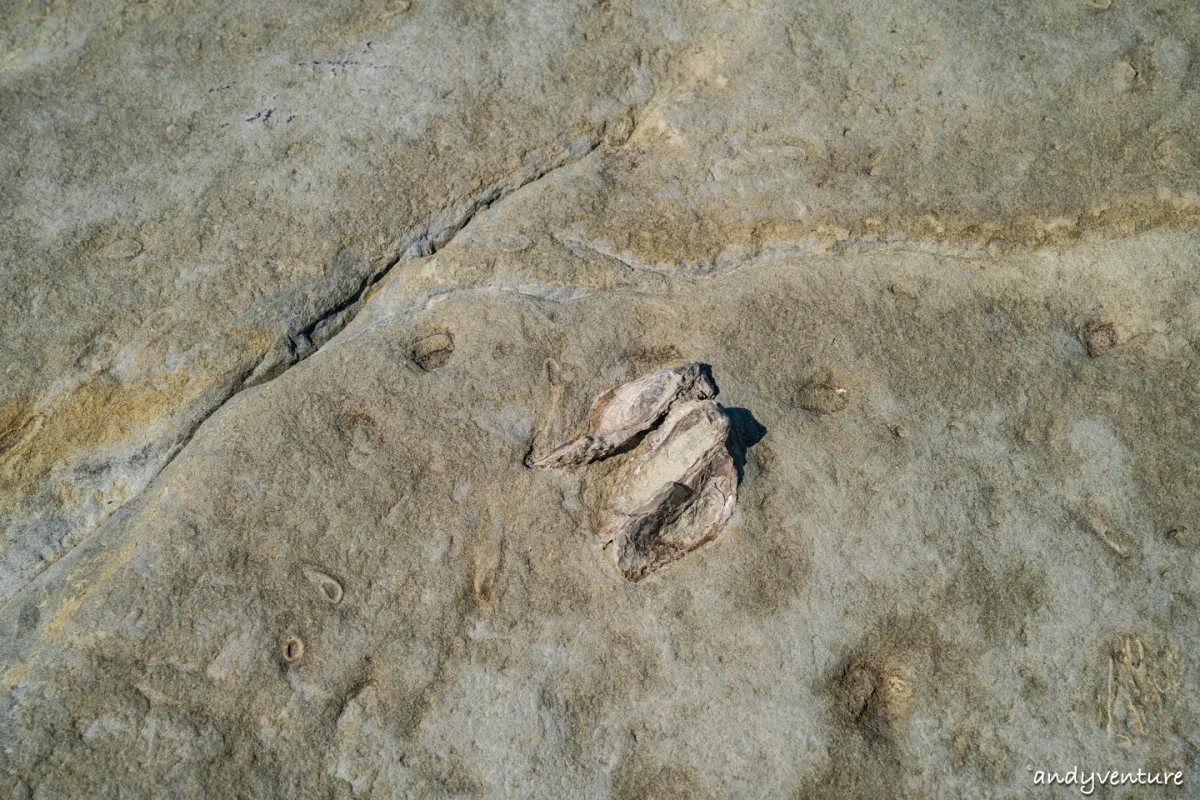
top-left (2, 1), bottom-right (1198, 797)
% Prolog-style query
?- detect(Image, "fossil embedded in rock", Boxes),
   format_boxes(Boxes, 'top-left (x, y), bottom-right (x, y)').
top-left (302, 567), bottom-right (344, 605)
top-left (796, 370), bottom-right (850, 414)
top-left (531, 364), bottom-right (740, 580)
top-left (412, 332), bottom-right (455, 371)
top-left (281, 635), bottom-right (305, 663)
top-left (532, 363), bottom-right (716, 469)
top-left (600, 399), bottom-right (737, 581)
top-left (844, 660), bottom-right (915, 735)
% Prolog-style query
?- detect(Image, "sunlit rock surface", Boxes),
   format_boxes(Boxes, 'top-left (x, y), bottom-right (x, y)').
top-left (2, 0), bottom-right (1198, 796)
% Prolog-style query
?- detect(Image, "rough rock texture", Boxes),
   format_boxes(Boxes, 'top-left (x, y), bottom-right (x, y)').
top-left (2, 0), bottom-right (1199, 797)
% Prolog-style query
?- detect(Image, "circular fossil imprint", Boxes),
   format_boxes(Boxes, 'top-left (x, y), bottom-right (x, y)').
top-left (281, 636), bottom-right (305, 663)
top-left (844, 660), bottom-right (915, 733)
top-left (302, 567), bottom-right (344, 605)
top-left (412, 332), bottom-right (455, 371)
top-left (796, 371), bottom-right (851, 414)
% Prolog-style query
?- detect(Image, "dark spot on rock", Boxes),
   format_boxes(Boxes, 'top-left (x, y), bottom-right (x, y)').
top-left (413, 332), bottom-right (455, 371)
top-left (17, 601), bottom-right (39, 633)
top-left (565, 630), bottom-right (663, 727)
top-left (627, 343), bottom-right (682, 374)
top-left (1081, 320), bottom-right (1119, 357)
top-left (972, 562), bottom-right (1051, 645)
top-left (1166, 526), bottom-right (1197, 548)
top-left (790, 732), bottom-right (905, 800)
top-left (613, 761), bottom-right (709, 800)
top-left (725, 533), bottom-right (809, 617)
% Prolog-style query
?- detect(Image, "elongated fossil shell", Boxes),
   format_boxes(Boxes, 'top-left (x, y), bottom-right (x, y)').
top-left (532, 363), bottom-right (715, 469)
top-left (600, 399), bottom-right (737, 581)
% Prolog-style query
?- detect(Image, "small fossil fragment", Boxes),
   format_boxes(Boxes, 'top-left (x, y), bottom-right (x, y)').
top-left (600, 399), bottom-right (737, 581)
top-left (302, 567), bottom-right (344, 604)
top-left (412, 332), bottom-right (455, 371)
top-left (1084, 517), bottom-right (1134, 559)
top-left (532, 363), bottom-right (716, 469)
top-left (1102, 631), bottom-right (1182, 744)
top-left (281, 636), bottom-right (305, 663)
top-left (97, 238), bottom-right (143, 260)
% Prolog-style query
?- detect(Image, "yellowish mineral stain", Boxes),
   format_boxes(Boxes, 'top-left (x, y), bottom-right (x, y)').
top-left (0, 327), bottom-right (276, 516)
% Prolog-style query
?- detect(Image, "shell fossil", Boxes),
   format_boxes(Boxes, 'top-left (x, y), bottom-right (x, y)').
top-left (302, 567), bottom-right (344, 605)
top-left (531, 362), bottom-right (716, 469)
top-left (413, 331), bottom-right (455, 371)
top-left (281, 635), bottom-right (305, 663)
top-left (535, 362), bottom-right (740, 581)
top-left (601, 399), bottom-right (737, 581)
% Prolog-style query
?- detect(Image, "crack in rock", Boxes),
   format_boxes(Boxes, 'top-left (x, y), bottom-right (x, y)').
top-left (0, 135), bottom-right (603, 612)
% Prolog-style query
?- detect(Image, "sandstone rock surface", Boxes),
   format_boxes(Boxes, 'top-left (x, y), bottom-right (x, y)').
top-left (2, 0), bottom-right (1199, 797)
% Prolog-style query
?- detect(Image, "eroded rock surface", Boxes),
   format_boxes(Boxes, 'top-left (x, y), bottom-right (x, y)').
top-left (2, 0), bottom-right (1199, 797)
top-left (0, 0), bottom-right (652, 603)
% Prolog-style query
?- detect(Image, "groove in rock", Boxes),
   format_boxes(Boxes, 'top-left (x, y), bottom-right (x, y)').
top-left (0, 135), bottom-right (603, 611)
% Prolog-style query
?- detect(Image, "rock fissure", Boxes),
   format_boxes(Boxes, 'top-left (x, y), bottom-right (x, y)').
top-left (0, 135), bottom-right (604, 612)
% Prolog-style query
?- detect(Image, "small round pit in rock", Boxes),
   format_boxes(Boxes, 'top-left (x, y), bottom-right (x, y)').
top-left (412, 332), bottom-right (455, 371)
top-left (1081, 320), bottom-right (1119, 357)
